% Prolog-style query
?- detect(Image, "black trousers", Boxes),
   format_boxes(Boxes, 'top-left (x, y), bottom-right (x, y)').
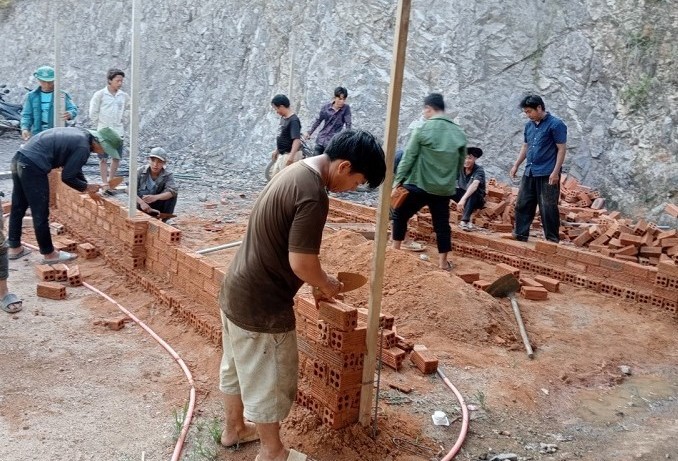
top-left (451, 188), bottom-right (485, 222)
top-left (391, 186), bottom-right (451, 253)
top-left (513, 174), bottom-right (560, 242)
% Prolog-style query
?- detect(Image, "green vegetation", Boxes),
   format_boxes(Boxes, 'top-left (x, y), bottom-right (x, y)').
top-left (171, 403), bottom-right (189, 442)
top-left (474, 389), bottom-right (488, 411)
top-left (621, 75), bottom-right (653, 111)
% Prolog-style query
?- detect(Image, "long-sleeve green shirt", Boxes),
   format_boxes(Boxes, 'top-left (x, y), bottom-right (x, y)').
top-left (394, 115), bottom-right (467, 196)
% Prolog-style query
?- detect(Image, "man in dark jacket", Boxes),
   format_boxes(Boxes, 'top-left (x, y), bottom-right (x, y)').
top-left (136, 147), bottom-right (179, 221)
top-left (7, 127), bottom-right (121, 264)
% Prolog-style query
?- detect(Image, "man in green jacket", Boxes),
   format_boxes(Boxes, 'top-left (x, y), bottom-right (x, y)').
top-left (392, 93), bottom-right (467, 270)
top-left (21, 66), bottom-right (78, 140)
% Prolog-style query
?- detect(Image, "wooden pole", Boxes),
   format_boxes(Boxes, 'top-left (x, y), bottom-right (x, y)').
top-left (359, 0), bottom-right (411, 426)
top-left (127, 0), bottom-right (141, 217)
top-left (53, 17), bottom-right (64, 128)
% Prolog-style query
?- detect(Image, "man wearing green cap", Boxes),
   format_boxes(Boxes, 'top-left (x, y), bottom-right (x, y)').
top-left (20, 66), bottom-right (78, 141)
top-left (7, 127), bottom-right (120, 264)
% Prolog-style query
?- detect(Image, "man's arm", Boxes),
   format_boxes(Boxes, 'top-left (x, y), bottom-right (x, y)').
top-left (343, 105), bottom-right (352, 130)
top-left (393, 129), bottom-right (420, 186)
top-left (510, 143), bottom-right (528, 179)
top-left (63, 92), bottom-right (78, 120)
top-left (549, 143), bottom-right (567, 185)
top-left (289, 252), bottom-right (342, 299)
top-left (20, 94), bottom-right (33, 139)
top-left (305, 108), bottom-right (325, 138)
top-left (457, 179), bottom-right (480, 209)
top-left (88, 91), bottom-right (101, 127)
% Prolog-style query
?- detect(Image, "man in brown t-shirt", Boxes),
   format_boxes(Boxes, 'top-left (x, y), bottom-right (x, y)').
top-left (218, 130), bottom-right (386, 461)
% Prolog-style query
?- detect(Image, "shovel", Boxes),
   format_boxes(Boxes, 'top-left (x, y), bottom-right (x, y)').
top-left (486, 273), bottom-right (534, 359)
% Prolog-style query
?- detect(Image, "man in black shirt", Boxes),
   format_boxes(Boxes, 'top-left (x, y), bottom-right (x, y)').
top-left (7, 127), bottom-right (121, 264)
top-left (269, 94), bottom-right (302, 176)
top-left (452, 147), bottom-right (486, 230)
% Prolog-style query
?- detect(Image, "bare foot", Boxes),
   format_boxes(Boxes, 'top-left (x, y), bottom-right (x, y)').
top-left (220, 421), bottom-right (258, 447)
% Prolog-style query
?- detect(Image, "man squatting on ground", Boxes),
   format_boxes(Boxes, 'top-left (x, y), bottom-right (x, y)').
top-left (136, 147), bottom-right (178, 221)
top-left (271, 94), bottom-right (302, 171)
top-left (89, 68), bottom-right (130, 192)
top-left (510, 94), bottom-right (567, 243)
top-left (452, 147), bottom-right (486, 230)
top-left (304, 86), bottom-right (352, 156)
top-left (7, 127), bottom-right (121, 264)
top-left (218, 130), bottom-right (386, 461)
top-left (391, 93), bottom-right (467, 270)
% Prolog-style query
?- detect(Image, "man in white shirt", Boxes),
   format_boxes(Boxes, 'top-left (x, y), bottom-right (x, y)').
top-left (89, 68), bottom-right (129, 193)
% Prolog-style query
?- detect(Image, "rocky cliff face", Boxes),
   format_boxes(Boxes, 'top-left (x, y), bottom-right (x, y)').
top-left (0, 0), bottom-right (675, 221)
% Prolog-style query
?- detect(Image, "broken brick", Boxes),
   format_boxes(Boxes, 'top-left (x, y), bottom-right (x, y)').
top-left (534, 275), bottom-right (560, 293)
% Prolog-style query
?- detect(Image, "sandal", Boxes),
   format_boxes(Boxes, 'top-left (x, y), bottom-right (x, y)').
top-left (8, 247), bottom-right (32, 260)
top-left (440, 261), bottom-right (453, 271)
top-left (41, 251), bottom-right (77, 265)
top-left (1, 293), bottom-right (22, 314)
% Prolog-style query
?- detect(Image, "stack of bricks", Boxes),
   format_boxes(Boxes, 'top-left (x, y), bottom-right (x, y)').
top-left (48, 169), bottom-right (229, 347)
top-left (327, 197), bottom-right (377, 224)
top-left (294, 295), bottom-right (365, 429)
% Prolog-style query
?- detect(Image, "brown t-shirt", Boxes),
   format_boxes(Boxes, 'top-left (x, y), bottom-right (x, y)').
top-left (220, 162), bottom-right (328, 333)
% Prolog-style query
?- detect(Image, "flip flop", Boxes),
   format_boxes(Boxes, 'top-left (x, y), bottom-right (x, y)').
top-left (8, 247), bottom-right (32, 260)
top-left (41, 251), bottom-right (77, 265)
top-left (221, 427), bottom-right (260, 448)
top-left (1, 293), bottom-right (22, 314)
top-left (441, 261), bottom-right (453, 272)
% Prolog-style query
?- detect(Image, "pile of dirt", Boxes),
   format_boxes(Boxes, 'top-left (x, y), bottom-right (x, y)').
top-left (319, 229), bottom-right (519, 348)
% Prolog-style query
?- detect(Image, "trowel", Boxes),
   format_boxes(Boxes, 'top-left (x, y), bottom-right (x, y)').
top-left (312, 272), bottom-right (367, 300)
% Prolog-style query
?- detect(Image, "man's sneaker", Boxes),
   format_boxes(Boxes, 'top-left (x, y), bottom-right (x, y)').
top-left (103, 189), bottom-right (115, 196)
top-left (459, 221), bottom-right (469, 231)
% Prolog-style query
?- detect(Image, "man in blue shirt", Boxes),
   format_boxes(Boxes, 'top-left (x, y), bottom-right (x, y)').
top-left (510, 95), bottom-right (567, 243)
top-left (21, 66), bottom-right (78, 140)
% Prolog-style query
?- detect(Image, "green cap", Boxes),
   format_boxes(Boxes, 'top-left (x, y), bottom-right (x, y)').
top-left (89, 127), bottom-right (122, 158)
top-left (33, 66), bottom-right (55, 82)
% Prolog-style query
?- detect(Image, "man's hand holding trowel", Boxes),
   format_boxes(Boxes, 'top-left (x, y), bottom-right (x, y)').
top-left (312, 272), bottom-right (367, 303)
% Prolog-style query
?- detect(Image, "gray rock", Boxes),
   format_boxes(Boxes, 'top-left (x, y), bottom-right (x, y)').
top-left (0, 0), bottom-right (674, 220)
top-left (619, 365), bottom-right (632, 375)
top-left (489, 454), bottom-right (518, 461)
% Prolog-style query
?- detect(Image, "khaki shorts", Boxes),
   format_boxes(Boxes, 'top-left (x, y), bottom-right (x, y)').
top-left (219, 311), bottom-right (298, 423)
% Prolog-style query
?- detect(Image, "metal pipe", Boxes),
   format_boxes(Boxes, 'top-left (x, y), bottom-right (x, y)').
top-left (196, 240), bottom-right (242, 255)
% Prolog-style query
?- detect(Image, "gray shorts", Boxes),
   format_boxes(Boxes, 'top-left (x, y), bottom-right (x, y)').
top-left (219, 311), bottom-right (298, 423)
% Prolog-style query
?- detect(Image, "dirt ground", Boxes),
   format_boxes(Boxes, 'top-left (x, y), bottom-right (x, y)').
top-left (1, 199), bottom-right (678, 460)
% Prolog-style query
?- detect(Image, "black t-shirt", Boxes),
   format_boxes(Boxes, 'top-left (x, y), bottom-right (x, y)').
top-left (457, 164), bottom-right (486, 198)
top-left (276, 114), bottom-right (301, 153)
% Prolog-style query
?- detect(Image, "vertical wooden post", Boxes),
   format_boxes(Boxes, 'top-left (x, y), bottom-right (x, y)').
top-left (359, 0), bottom-right (411, 426)
top-left (127, 0), bottom-right (141, 217)
top-left (53, 18), bottom-right (64, 128)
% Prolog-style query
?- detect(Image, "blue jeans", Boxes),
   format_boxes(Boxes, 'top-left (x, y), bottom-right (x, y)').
top-left (391, 185), bottom-right (451, 253)
top-left (8, 153), bottom-right (55, 255)
top-left (513, 174), bottom-right (560, 243)
top-left (452, 188), bottom-right (485, 222)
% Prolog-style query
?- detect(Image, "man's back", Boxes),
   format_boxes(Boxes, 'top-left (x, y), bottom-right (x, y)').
top-left (221, 162), bottom-right (328, 333)
top-left (397, 115), bottom-right (467, 196)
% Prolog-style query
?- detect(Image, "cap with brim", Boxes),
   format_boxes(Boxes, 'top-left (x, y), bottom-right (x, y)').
top-left (89, 127), bottom-right (122, 158)
top-left (33, 66), bottom-right (55, 82)
top-left (467, 147), bottom-right (483, 159)
top-left (149, 147), bottom-right (168, 162)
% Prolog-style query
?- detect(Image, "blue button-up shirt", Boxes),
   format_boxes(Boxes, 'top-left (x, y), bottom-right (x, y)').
top-left (523, 112), bottom-right (567, 177)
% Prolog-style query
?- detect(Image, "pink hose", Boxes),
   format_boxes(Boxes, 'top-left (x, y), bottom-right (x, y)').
top-left (23, 241), bottom-right (196, 461)
top-left (436, 367), bottom-right (470, 460)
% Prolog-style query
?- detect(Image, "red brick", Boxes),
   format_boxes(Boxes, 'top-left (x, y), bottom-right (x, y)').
top-left (318, 300), bottom-right (358, 332)
top-left (496, 263), bottom-right (520, 278)
top-left (37, 282), bottom-right (66, 300)
top-left (35, 265), bottom-right (56, 281)
top-left (380, 347), bottom-right (407, 371)
top-left (664, 203), bottom-right (678, 218)
top-left (565, 259), bottom-right (587, 273)
top-left (67, 265), bottom-right (82, 287)
top-left (456, 271), bottom-right (480, 283)
top-left (615, 245), bottom-right (638, 256)
top-left (520, 277), bottom-right (544, 288)
top-left (521, 286), bottom-right (549, 300)
top-left (619, 233), bottom-right (642, 247)
top-left (472, 280), bottom-right (492, 291)
top-left (77, 243), bottom-right (99, 259)
top-left (573, 230), bottom-right (593, 247)
top-left (410, 347), bottom-right (439, 374)
top-left (534, 275), bottom-right (560, 293)
top-left (51, 263), bottom-right (68, 282)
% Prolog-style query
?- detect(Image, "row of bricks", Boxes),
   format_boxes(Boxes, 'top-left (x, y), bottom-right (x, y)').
top-left (296, 386), bottom-right (360, 430)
